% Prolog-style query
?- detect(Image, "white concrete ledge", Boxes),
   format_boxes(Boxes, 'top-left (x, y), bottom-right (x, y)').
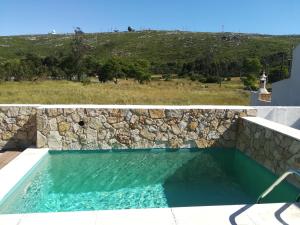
top-left (0, 104), bottom-right (40, 107)
top-left (243, 117), bottom-right (300, 141)
top-left (0, 203), bottom-right (299, 225)
top-left (0, 148), bottom-right (48, 203)
top-left (255, 106), bottom-right (300, 130)
top-left (0, 104), bottom-right (299, 111)
top-left (38, 105), bottom-right (256, 110)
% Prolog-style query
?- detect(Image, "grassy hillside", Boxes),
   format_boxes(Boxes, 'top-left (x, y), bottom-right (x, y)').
top-left (0, 30), bottom-right (298, 105)
top-left (0, 78), bottom-right (249, 105)
top-left (0, 31), bottom-right (300, 63)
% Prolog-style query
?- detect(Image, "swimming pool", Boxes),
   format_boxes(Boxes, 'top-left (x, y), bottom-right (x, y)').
top-left (0, 148), bottom-right (299, 214)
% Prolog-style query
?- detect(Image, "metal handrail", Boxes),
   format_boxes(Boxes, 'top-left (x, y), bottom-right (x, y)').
top-left (257, 168), bottom-right (300, 204)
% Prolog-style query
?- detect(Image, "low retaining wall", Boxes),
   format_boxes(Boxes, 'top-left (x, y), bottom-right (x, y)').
top-left (36, 106), bottom-right (256, 150)
top-left (0, 105), bottom-right (37, 150)
top-left (237, 117), bottom-right (300, 182)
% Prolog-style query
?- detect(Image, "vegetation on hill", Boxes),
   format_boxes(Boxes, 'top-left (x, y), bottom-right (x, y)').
top-left (0, 30), bottom-right (299, 87)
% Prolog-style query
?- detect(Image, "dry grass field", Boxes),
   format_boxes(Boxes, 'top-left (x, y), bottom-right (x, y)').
top-left (0, 78), bottom-right (250, 105)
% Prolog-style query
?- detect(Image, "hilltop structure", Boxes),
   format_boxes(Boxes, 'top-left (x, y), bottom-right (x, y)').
top-left (48, 30), bottom-right (56, 35)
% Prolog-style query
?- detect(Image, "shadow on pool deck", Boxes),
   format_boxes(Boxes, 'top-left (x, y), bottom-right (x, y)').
top-left (274, 203), bottom-right (300, 225)
top-left (229, 204), bottom-right (253, 225)
top-left (228, 203), bottom-right (300, 225)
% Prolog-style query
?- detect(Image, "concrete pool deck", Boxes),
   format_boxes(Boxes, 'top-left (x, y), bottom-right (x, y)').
top-left (0, 203), bottom-right (299, 225)
top-left (0, 148), bottom-right (299, 225)
top-left (0, 150), bottom-right (21, 169)
top-left (0, 148), bottom-right (48, 202)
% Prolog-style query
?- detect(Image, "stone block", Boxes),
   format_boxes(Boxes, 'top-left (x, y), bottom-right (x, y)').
top-left (58, 121), bottom-right (70, 134)
top-left (140, 128), bottom-right (156, 141)
top-left (149, 109), bottom-right (165, 119)
top-left (37, 131), bottom-right (47, 148)
top-left (48, 131), bottom-right (62, 149)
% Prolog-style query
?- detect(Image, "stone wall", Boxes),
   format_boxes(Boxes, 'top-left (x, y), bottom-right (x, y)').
top-left (2, 104), bottom-right (299, 186)
top-left (237, 117), bottom-right (300, 181)
top-left (36, 107), bottom-right (256, 150)
top-left (0, 106), bottom-right (37, 150)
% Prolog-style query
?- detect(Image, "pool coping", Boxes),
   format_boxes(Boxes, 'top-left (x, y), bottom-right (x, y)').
top-left (242, 117), bottom-right (300, 141)
top-left (0, 148), bottom-right (48, 203)
top-left (0, 203), bottom-right (299, 225)
top-left (0, 148), bottom-right (299, 225)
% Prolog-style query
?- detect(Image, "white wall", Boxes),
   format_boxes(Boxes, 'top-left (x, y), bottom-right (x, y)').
top-left (271, 45), bottom-right (300, 106)
top-left (256, 107), bottom-right (300, 129)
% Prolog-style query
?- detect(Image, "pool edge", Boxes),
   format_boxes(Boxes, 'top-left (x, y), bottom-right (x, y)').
top-left (0, 203), bottom-right (299, 225)
top-left (0, 148), bottom-right (49, 203)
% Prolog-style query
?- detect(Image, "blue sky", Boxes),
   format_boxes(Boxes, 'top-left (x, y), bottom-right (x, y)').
top-left (0, 0), bottom-right (299, 36)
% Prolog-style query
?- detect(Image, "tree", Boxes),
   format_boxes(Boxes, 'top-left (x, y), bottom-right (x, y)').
top-left (99, 58), bottom-right (122, 83)
top-left (132, 66), bottom-right (151, 84)
top-left (242, 74), bottom-right (257, 90)
top-left (128, 26), bottom-right (135, 32)
top-left (130, 60), bottom-right (151, 84)
top-left (0, 61), bottom-right (4, 81)
top-left (242, 58), bottom-right (262, 75)
top-left (43, 55), bottom-right (62, 79)
top-left (268, 66), bottom-right (289, 83)
top-left (83, 55), bottom-right (101, 77)
top-left (262, 52), bottom-right (290, 83)
top-left (70, 27), bottom-right (89, 81)
top-left (3, 59), bottom-right (24, 81)
top-left (21, 53), bottom-right (45, 80)
top-left (60, 55), bottom-right (77, 80)
top-left (74, 27), bottom-right (84, 35)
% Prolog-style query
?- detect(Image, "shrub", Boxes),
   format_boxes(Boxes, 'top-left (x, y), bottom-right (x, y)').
top-left (204, 76), bottom-right (222, 83)
top-left (197, 75), bottom-right (206, 83)
top-left (162, 73), bottom-right (172, 81)
top-left (190, 73), bottom-right (198, 81)
top-left (242, 75), bottom-right (257, 90)
top-left (242, 58), bottom-right (262, 75)
top-left (99, 58), bottom-right (122, 83)
top-left (81, 75), bottom-right (91, 85)
top-left (268, 66), bottom-right (289, 83)
top-left (133, 67), bottom-right (151, 84)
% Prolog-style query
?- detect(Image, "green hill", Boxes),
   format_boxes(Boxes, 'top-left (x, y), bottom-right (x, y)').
top-left (0, 31), bottom-right (299, 63)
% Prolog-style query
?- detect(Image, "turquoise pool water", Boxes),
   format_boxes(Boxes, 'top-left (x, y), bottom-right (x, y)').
top-left (0, 148), bottom-right (299, 214)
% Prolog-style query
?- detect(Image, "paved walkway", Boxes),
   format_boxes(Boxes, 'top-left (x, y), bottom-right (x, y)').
top-left (0, 150), bottom-right (21, 169)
